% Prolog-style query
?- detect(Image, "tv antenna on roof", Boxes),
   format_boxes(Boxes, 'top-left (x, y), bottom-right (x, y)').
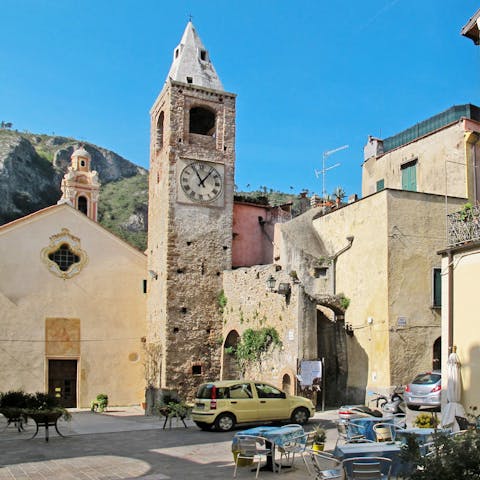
top-left (315, 145), bottom-right (348, 199)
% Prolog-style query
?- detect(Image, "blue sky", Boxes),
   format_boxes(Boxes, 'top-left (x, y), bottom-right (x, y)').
top-left (1, 0), bottom-right (479, 198)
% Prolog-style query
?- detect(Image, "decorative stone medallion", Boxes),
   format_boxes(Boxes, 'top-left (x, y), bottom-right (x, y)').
top-left (41, 228), bottom-right (88, 279)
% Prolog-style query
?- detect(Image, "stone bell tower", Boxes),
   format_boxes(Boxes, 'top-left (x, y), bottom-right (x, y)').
top-left (146, 22), bottom-right (236, 398)
top-left (58, 145), bottom-right (100, 221)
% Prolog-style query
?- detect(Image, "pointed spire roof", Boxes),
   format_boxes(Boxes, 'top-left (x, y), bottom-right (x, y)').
top-left (166, 21), bottom-right (224, 91)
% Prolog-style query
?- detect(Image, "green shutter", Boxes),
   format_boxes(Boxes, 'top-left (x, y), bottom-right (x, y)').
top-left (433, 268), bottom-right (441, 307)
top-left (401, 161), bottom-right (417, 191)
top-left (376, 179), bottom-right (385, 192)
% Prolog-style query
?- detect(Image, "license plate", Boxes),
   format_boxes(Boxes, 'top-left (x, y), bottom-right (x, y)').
top-left (195, 403), bottom-right (205, 409)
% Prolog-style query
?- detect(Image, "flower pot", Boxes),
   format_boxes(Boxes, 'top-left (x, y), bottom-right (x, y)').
top-left (312, 442), bottom-right (325, 451)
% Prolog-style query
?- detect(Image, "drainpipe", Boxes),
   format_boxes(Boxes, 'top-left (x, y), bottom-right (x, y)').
top-left (331, 236), bottom-right (354, 295)
top-left (447, 250), bottom-right (454, 353)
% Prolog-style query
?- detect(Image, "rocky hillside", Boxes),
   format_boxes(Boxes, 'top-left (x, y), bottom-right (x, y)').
top-left (0, 130), bottom-right (149, 250)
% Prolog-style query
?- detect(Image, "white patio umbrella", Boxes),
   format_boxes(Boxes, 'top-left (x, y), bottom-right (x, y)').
top-left (441, 349), bottom-right (466, 430)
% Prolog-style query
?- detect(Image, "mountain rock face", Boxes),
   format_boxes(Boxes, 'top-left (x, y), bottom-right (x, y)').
top-left (0, 130), bottom-right (149, 250)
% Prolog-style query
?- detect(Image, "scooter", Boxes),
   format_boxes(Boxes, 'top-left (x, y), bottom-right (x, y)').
top-left (370, 387), bottom-right (405, 415)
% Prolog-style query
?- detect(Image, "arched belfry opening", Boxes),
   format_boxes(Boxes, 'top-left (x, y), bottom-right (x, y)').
top-left (222, 330), bottom-right (240, 380)
top-left (77, 196), bottom-right (88, 215)
top-left (156, 111), bottom-right (164, 150)
top-left (189, 106), bottom-right (216, 136)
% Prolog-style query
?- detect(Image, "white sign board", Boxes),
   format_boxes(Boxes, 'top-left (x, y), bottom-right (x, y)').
top-left (299, 360), bottom-right (322, 386)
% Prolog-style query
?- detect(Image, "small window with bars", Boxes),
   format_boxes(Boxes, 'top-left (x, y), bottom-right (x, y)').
top-left (48, 244), bottom-right (80, 272)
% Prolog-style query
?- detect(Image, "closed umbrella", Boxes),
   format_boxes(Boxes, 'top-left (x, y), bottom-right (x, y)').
top-left (441, 349), bottom-right (466, 430)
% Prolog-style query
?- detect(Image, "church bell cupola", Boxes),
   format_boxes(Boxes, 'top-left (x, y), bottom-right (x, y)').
top-left (58, 145), bottom-right (100, 222)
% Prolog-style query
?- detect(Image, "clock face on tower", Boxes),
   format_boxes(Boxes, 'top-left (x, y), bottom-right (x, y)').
top-left (180, 161), bottom-right (223, 203)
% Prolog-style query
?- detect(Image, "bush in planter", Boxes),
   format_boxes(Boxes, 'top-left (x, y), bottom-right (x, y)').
top-left (311, 425), bottom-right (327, 451)
top-left (26, 392), bottom-right (71, 421)
top-left (414, 412), bottom-right (438, 429)
top-left (90, 394), bottom-right (109, 413)
top-left (0, 390), bottom-right (31, 421)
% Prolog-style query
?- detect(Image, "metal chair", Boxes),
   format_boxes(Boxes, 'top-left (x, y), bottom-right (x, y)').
top-left (233, 435), bottom-right (272, 478)
top-left (276, 432), bottom-right (308, 472)
top-left (342, 456), bottom-right (392, 479)
top-left (305, 449), bottom-right (344, 479)
top-left (335, 421), bottom-right (368, 448)
top-left (372, 423), bottom-right (396, 442)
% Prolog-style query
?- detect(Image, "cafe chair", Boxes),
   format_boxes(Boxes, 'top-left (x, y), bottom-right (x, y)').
top-left (392, 413), bottom-right (407, 429)
top-left (305, 449), bottom-right (344, 479)
top-left (342, 456), bottom-right (392, 480)
top-left (276, 433), bottom-right (307, 472)
top-left (233, 435), bottom-right (272, 478)
top-left (335, 421), bottom-right (368, 448)
top-left (372, 423), bottom-right (400, 442)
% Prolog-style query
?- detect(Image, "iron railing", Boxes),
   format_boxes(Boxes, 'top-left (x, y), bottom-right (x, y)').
top-left (447, 204), bottom-right (480, 246)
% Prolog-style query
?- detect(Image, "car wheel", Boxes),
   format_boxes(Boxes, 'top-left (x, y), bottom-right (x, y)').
top-left (214, 413), bottom-right (236, 432)
top-left (291, 407), bottom-right (310, 425)
top-left (407, 405), bottom-right (420, 411)
top-left (194, 421), bottom-right (212, 431)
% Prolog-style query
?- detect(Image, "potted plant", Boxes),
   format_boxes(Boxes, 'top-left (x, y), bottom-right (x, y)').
top-left (414, 412), bottom-right (438, 429)
top-left (0, 390), bottom-right (30, 429)
top-left (312, 425), bottom-right (327, 451)
top-left (25, 392), bottom-right (71, 422)
top-left (90, 393), bottom-right (109, 413)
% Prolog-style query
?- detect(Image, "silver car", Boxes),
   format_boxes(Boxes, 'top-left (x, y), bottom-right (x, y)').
top-left (404, 371), bottom-right (441, 410)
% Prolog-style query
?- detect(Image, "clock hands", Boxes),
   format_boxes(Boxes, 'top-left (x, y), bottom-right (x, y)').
top-left (191, 164), bottom-right (204, 186)
top-left (198, 167), bottom-right (214, 187)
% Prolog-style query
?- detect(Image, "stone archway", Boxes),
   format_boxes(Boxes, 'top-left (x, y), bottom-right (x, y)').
top-left (222, 330), bottom-right (240, 380)
top-left (310, 294), bottom-right (349, 408)
top-left (281, 372), bottom-right (294, 395)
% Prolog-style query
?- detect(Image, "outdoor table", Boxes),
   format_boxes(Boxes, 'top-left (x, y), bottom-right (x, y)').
top-left (334, 440), bottom-right (407, 476)
top-left (232, 424), bottom-right (304, 472)
top-left (349, 416), bottom-right (393, 441)
top-left (395, 427), bottom-right (451, 455)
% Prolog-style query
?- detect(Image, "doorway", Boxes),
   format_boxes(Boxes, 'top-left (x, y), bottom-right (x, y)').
top-left (317, 309), bottom-right (348, 408)
top-left (48, 359), bottom-right (78, 407)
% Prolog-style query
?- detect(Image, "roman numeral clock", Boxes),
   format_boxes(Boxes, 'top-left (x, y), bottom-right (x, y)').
top-left (179, 160), bottom-right (224, 204)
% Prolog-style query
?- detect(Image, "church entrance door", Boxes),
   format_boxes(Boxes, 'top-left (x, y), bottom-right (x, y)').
top-left (48, 359), bottom-right (78, 408)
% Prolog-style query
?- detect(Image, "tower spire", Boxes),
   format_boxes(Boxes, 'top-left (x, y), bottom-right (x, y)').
top-left (166, 21), bottom-right (224, 91)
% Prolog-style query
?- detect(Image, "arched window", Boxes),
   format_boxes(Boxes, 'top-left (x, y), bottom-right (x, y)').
top-left (78, 196), bottom-right (88, 215)
top-left (282, 374), bottom-right (292, 395)
top-left (189, 106), bottom-right (215, 136)
top-left (156, 111), bottom-right (164, 149)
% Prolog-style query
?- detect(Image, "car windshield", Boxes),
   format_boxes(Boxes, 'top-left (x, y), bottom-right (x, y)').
top-left (412, 373), bottom-right (441, 385)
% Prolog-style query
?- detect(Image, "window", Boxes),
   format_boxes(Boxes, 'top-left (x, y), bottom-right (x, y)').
top-left (192, 365), bottom-right (202, 375)
top-left (433, 267), bottom-right (442, 307)
top-left (401, 160), bottom-right (417, 191)
top-left (376, 179), bottom-right (385, 191)
top-left (186, 76), bottom-right (193, 84)
top-left (229, 383), bottom-right (252, 399)
top-left (255, 383), bottom-right (284, 399)
top-left (156, 111), bottom-right (164, 150)
top-left (77, 196), bottom-right (88, 215)
top-left (200, 49), bottom-right (207, 61)
top-left (48, 244), bottom-right (80, 272)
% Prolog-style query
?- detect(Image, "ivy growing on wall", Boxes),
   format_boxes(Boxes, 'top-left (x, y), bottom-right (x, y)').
top-left (227, 327), bottom-right (282, 374)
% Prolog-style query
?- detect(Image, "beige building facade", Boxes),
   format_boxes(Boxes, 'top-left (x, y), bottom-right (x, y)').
top-left (362, 106), bottom-right (480, 203)
top-left (0, 204), bottom-right (147, 408)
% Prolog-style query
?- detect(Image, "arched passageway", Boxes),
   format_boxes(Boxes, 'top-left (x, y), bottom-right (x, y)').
top-left (316, 305), bottom-right (349, 408)
top-left (222, 330), bottom-right (240, 380)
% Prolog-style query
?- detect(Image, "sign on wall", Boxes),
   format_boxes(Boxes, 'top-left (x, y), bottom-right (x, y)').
top-left (299, 360), bottom-right (322, 387)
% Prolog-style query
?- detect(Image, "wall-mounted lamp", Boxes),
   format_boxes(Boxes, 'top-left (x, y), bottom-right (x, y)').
top-left (148, 270), bottom-right (158, 280)
top-left (266, 274), bottom-right (276, 292)
top-left (266, 275), bottom-right (291, 297)
top-left (345, 323), bottom-right (354, 337)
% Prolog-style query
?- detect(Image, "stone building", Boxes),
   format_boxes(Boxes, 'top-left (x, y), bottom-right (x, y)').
top-left (146, 22), bottom-right (236, 398)
top-left (222, 106), bottom-right (478, 407)
top-left (0, 146), bottom-right (146, 407)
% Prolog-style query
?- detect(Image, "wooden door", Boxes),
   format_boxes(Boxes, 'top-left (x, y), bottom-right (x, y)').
top-left (48, 359), bottom-right (77, 408)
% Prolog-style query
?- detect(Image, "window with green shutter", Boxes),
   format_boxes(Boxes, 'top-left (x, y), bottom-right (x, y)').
top-left (401, 160), bottom-right (417, 191)
top-left (376, 179), bottom-right (385, 191)
top-left (433, 268), bottom-right (441, 308)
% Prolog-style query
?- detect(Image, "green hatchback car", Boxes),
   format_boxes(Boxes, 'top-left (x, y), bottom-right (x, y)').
top-left (191, 380), bottom-right (315, 431)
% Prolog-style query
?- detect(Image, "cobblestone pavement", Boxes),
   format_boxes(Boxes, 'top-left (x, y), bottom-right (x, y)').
top-left (0, 408), bottom-right (340, 480)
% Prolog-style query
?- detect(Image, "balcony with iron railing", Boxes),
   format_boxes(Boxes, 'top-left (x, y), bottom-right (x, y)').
top-left (447, 204), bottom-right (480, 246)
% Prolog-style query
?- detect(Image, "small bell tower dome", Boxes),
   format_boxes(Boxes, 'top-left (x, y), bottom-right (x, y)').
top-left (58, 145), bottom-right (100, 221)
